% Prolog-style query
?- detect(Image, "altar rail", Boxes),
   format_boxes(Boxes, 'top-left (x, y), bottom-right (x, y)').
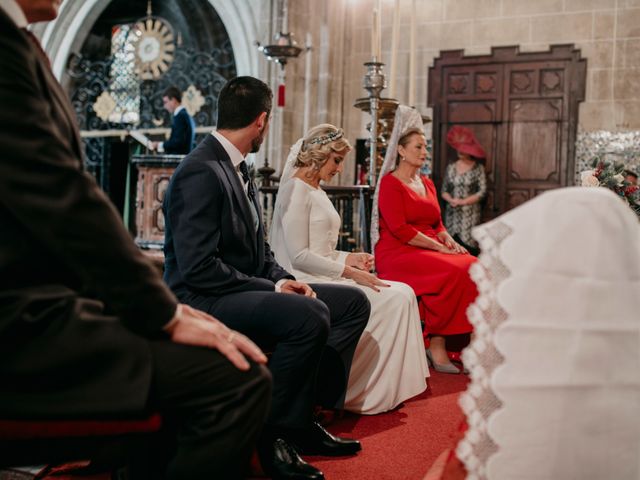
top-left (259, 185), bottom-right (372, 253)
top-left (130, 152), bottom-right (373, 253)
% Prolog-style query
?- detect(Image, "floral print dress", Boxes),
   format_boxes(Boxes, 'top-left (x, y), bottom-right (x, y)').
top-left (442, 162), bottom-right (487, 248)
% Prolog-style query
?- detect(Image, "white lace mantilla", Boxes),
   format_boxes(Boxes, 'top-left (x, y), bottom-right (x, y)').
top-left (457, 220), bottom-right (512, 480)
top-left (457, 187), bottom-right (640, 480)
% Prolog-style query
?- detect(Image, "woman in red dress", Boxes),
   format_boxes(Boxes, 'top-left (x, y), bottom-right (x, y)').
top-left (372, 107), bottom-right (477, 374)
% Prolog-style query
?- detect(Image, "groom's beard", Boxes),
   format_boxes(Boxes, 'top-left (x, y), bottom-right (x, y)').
top-left (250, 122), bottom-right (268, 153)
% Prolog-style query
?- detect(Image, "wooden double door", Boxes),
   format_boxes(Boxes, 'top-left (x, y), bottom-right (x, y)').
top-left (428, 45), bottom-right (586, 220)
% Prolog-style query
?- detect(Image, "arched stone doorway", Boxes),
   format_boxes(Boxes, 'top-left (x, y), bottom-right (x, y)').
top-left (33, 0), bottom-right (260, 80)
top-left (33, 0), bottom-right (264, 213)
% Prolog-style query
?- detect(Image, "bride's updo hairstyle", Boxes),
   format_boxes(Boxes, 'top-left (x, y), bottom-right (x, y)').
top-left (295, 123), bottom-right (352, 170)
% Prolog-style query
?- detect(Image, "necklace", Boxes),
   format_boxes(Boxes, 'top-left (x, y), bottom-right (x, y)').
top-left (397, 173), bottom-right (421, 185)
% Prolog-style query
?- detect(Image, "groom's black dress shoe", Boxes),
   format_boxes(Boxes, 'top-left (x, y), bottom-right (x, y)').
top-left (259, 437), bottom-right (324, 480)
top-left (290, 422), bottom-right (362, 457)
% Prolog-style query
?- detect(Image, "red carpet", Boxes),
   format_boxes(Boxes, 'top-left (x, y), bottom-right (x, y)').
top-left (309, 372), bottom-right (469, 480)
top-left (16, 373), bottom-right (468, 479)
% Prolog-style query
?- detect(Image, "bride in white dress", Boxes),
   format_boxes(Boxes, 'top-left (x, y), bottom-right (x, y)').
top-left (270, 124), bottom-right (429, 415)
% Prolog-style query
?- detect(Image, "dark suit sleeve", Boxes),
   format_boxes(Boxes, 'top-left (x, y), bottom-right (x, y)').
top-left (0, 29), bottom-right (177, 334)
top-left (163, 110), bottom-right (192, 154)
top-left (165, 160), bottom-right (277, 293)
top-left (260, 240), bottom-right (295, 283)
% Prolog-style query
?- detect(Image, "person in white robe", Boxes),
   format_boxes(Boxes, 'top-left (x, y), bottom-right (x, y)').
top-left (457, 186), bottom-right (640, 480)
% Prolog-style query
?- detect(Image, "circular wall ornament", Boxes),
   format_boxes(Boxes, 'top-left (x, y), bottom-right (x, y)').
top-left (131, 17), bottom-right (176, 80)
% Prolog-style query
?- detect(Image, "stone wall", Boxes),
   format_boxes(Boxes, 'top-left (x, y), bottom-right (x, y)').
top-left (38, 0), bottom-right (640, 184)
top-left (282, 0), bottom-right (640, 184)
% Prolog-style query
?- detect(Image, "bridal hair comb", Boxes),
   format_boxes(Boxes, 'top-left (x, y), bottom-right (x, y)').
top-left (308, 129), bottom-right (344, 146)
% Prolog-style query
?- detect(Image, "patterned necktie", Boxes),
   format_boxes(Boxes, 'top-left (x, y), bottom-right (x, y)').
top-left (238, 161), bottom-right (260, 231)
top-left (238, 161), bottom-right (251, 186)
top-left (22, 29), bottom-right (52, 69)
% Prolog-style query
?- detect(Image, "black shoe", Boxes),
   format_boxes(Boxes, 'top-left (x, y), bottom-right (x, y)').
top-left (258, 437), bottom-right (324, 480)
top-left (290, 422), bottom-right (361, 457)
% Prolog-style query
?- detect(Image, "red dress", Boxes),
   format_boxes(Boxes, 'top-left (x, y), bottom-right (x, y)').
top-left (375, 173), bottom-right (476, 335)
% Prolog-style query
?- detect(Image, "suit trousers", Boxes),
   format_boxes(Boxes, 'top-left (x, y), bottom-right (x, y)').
top-left (182, 283), bottom-right (370, 429)
top-left (147, 341), bottom-right (271, 479)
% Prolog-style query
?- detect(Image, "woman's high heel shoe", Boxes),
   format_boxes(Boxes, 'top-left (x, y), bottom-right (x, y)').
top-left (426, 349), bottom-right (461, 374)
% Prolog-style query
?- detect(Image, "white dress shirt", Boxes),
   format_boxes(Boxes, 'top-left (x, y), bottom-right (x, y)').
top-left (211, 130), bottom-right (248, 193)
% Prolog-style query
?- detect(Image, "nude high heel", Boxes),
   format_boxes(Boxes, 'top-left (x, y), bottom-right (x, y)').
top-left (426, 349), bottom-right (461, 374)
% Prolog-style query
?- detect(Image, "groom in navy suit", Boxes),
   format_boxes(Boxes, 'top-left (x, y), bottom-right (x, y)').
top-left (150, 86), bottom-right (195, 154)
top-left (163, 76), bottom-right (370, 480)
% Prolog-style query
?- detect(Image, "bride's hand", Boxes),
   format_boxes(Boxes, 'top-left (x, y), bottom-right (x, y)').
top-left (346, 253), bottom-right (375, 271)
top-left (343, 266), bottom-right (390, 292)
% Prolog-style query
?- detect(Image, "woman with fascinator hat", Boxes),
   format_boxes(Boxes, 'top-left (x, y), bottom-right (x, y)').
top-left (371, 107), bottom-right (477, 374)
top-left (270, 124), bottom-right (428, 415)
top-left (441, 126), bottom-right (487, 255)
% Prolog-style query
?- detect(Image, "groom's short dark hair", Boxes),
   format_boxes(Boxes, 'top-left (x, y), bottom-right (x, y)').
top-left (216, 76), bottom-right (272, 130)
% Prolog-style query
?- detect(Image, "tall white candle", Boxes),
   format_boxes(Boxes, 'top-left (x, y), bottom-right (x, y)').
top-left (282, 0), bottom-right (288, 32)
top-left (389, 0), bottom-right (400, 97)
top-left (303, 32), bottom-right (312, 136)
top-left (377, 0), bottom-right (382, 60)
top-left (408, 0), bottom-right (416, 106)
top-left (371, 8), bottom-right (378, 60)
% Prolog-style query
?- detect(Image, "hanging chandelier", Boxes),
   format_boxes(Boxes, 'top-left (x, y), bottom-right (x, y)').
top-left (256, 0), bottom-right (302, 68)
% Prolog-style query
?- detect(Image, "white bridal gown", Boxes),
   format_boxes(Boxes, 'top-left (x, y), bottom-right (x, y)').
top-left (271, 177), bottom-right (429, 415)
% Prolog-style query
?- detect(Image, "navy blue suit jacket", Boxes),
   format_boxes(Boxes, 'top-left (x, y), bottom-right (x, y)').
top-left (163, 135), bottom-right (293, 298)
top-left (163, 108), bottom-right (195, 154)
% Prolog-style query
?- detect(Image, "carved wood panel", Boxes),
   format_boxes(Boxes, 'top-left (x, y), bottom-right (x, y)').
top-left (428, 45), bottom-right (586, 220)
top-left (135, 166), bottom-right (176, 247)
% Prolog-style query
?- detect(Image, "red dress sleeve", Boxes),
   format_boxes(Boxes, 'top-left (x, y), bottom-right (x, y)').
top-left (379, 175), bottom-right (420, 243)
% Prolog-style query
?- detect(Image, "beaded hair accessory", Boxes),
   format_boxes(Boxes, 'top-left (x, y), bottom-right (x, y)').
top-left (308, 129), bottom-right (344, 146)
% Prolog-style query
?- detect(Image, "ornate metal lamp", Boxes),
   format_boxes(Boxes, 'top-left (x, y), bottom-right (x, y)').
top-left (354, 62), bottom-right (398, 186)
top-left (257, 31), bottom-right (303, 68)
top-left (255, 0), bottom-right (304, 187)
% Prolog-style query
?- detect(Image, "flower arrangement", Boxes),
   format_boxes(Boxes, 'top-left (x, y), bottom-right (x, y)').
top-left (581, 157), bottom-right (639, 215)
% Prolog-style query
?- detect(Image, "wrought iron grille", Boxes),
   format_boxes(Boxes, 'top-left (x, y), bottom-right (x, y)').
top-left (67, 41), bottom-right (236, 191)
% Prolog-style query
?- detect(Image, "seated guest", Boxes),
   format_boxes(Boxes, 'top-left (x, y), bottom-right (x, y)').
top-left (625, 168), bottom-right (638, 186)
top-left (0, 2), bottom-right (271, 478)
top-left (163, 77), bottom-right (370, 479)
top-left (371, 106), bottom-right (477, 374)
top-left (270, 124), bottom-right (429, 415)
top-left (456, 187), bottom-right (640, 479)
top-left (150, 86), bottom-right (196, 154)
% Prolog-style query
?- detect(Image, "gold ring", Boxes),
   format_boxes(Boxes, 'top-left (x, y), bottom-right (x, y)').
top-left (227, 332), bottom-right (236, 343)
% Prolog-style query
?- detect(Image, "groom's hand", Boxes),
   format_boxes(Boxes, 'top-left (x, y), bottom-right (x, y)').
top-left (280, 280), bottom-right (317, 298)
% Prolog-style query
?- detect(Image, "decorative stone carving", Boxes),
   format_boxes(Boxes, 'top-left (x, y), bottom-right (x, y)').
top-left (182, 84), bottom-right (206, 117)
top-left (92, 91), bottom-right (116, 122)
top-left (131, 17), bottom-right (176, 80)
